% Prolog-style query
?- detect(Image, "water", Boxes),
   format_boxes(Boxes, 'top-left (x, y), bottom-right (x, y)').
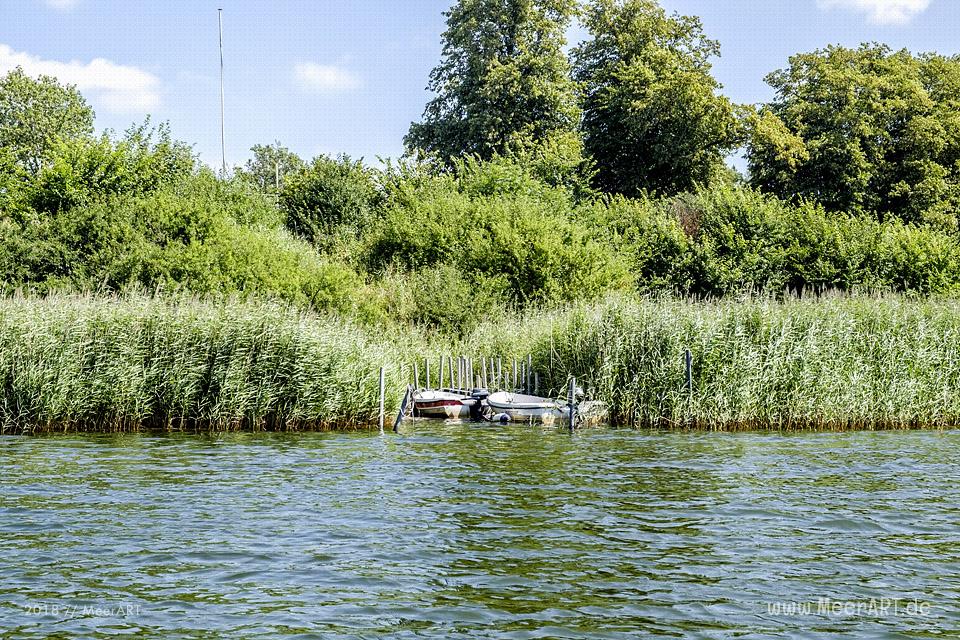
top-left (2, 425), bottom-right (959, 638)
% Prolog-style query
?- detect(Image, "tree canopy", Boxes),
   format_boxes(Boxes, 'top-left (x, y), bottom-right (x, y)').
top-left (405, 0), bottom-right (581, 162)
top-left (746, 44), bottom-right (960, 228)
top-left (238, 141), bottom-right (305, 193)
top-left (572, 0), bottom-right (740, 197)
top-left (0, 67), bottom-right (95, 175)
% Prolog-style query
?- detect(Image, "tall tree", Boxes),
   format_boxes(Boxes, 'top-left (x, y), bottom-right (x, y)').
top-left (0, 67), bottom-right (95, 175)
top-left (572, 0), bottom-right (739, 197)
top-left (238, 141), bottom-right (305, 193)
top-left (747, 44), bottom-right (960, 227)
top-left (405, 0), bottom-right (581, 162)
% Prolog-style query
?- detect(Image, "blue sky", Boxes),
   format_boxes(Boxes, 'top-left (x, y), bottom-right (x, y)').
top-left (2, 0), bottom-right (956, 169)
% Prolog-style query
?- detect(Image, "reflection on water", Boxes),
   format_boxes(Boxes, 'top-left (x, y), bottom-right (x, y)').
top-left (2, 426), bottom-right (959, 638)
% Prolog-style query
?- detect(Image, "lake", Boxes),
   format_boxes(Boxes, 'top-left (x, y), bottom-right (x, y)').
top-left (2, 425), bottom-right (959, 638)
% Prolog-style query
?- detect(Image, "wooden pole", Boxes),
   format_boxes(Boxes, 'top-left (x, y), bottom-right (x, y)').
top-left (482, 357), bottom-right (488, 388)
top-left (512, 358), bottom-right (518, 391)
top-left (378, 366), bottom-right (386, 433)
top-left (425, 359), bottom-right (430, 389)
top-left (497, 357), bottom-right (502, 389)
top-left (685, 349), bottom-right (693, 399)
top-left (414, 361), bottom-right (420, 391)
top-left (527, 354), bottom-right (532, 394)
top-left (439, 355), bottom-right (444, 389)
top-left (568, 376), bottom-right (576, 432)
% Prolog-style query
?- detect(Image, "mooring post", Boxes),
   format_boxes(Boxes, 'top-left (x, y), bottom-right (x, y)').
top-left (534, 372), bottom-right (539, 395)
top-left (685, 349), bottom-right (693, 399)
top-left (512, 358), bottom-right (518, 391)
top-left (527, 354), bottom-right (532, 393)
top-left (378, 366), bottom-right (386, 433)
top-left (482, 357), bottom-right (488, 388)
top-left (425, 359), bottom-right (430, 390)
top-left (414, 361), bottom-right (420, 391)
top-left (438, 356), bottom-right (444, 390)
top-left (568, 376), bottom-right (576, 432)
top-left (497, 357), bottom-right (503, 389)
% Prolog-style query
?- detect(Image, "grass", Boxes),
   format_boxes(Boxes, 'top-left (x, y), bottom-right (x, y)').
top-left (3, 292), bottom-right (960, 433)
top-left (0, 293), bottom-right (411, 433)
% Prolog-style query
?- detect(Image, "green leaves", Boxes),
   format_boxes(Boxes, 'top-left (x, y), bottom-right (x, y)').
top-left (0, 67), bottom-right (94, 175)
top-left (747, 45), bottom-right (960, 228)
top-left (572, 0), bottom-right (739, 197)
top-left (278, 155), bottom-right (381, 248)
top-left (405, 0), bottom-right (580, 162)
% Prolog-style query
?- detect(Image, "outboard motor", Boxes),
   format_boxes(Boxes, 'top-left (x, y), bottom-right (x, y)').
top-left (469, 388), bottom-right (490, 422)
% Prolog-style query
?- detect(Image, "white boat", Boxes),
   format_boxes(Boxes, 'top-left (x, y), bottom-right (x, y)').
top-left (412, 389), bottom-right (472, 419)
top-left (486, 391), bottom-right (571, 424)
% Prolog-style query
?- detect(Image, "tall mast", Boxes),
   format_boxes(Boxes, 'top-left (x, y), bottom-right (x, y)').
top-left (218, 8), bottom-right (226, 174)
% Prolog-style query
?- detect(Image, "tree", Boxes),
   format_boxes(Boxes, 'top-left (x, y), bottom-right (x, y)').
top-left (572, 0), bottom-right (740, 197)
top-left (747, 44), bottom-right (960, 228)
top-left (278, 155), bottom-right (381, 246)
top-left (238, 141), bottom-right (305, 193)
top-left (405, 0), bottom-right (581, 162)
top-left (0, 67), bottom-right (95, 175)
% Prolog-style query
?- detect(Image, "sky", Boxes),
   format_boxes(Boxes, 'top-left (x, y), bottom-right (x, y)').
top-left (2, 0), bottom-right (958, 170)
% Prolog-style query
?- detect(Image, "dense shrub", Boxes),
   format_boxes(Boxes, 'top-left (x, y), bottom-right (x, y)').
top-left (279, 155), bottom-right (381, 247)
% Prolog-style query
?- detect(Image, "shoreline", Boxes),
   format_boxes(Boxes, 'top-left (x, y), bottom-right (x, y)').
top-left (4, 292), bottom-right (960, 434)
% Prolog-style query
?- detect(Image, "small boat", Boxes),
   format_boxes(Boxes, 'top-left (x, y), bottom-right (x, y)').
top-left (486, 391), bottom-right (571, 424)
top-left (412, 389), bottom-right (472, 419)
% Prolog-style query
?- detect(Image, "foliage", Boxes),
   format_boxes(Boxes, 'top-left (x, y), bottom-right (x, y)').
top-left (364, 159), bottom-right (631, 306)
top-left (279, 155), bottom-right (381, 247)
top-left (747, 44), bottom-right (960, 228)
top-left (0, 294), bottom-right (411, 432)
top-left (0, 67), bottom-right (95, 175)
top-left (405, 0), bottom-right (581, 162)
top-left (237, 141), bottom-right (305, 193)
top-left (572, 0), bottom-right (740, 197)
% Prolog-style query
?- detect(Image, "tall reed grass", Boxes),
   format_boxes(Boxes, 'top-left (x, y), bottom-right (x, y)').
top-left (0, 294), bottom-right (410, 433)
top-left (465, 294), bottom-right (960, 429)
top-left (4, 293), bottom-right (960, 432)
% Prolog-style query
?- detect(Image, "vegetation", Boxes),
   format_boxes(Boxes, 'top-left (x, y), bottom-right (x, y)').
top-left (405, 0), bottom-right (581, 162)
top-left (3, 292), bottom-right (960, 433)
top-left (5, 1), bottom-right (960, 431)
top-left (572, 0), bottom-right (740, 196)
top-left (0, 66), bottom-right (94, 175)
top-left (0, 294), bottom-right (410, 433)
top-left (746, 45), bottom-right (960, 228)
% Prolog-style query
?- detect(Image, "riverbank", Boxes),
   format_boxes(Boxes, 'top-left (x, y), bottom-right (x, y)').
top-left (3, 293), bottom-right (960, 433)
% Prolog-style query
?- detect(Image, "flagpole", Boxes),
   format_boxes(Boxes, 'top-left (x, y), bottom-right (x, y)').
top-left (218, 8), bottom-right (226, 174)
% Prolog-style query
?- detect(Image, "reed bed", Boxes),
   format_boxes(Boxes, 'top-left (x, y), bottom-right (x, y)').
top-left (4, 293), bottom-right (960, 432)
top-left (0, 294), bottom-right (411, 433)
top-left (464, 294), bottom-right (960, 429)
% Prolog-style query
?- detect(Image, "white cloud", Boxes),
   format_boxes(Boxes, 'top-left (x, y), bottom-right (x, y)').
top-left (816, 0), bottom-right (932, 25)
top-left (294, 63), bottom-right (361, 93)
top-left (43, 0), bottom-right (80, 10)
top-left (0, 44), bottom-right (161, 113)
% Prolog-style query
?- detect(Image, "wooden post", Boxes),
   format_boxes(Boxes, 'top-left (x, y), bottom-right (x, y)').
top-left (414, 361), bottom-right (420, 390)
top-left (378, 366), bottom-right (386, 433)
top-left (568, 376), bottom-right (576, 432)
top-left (534, 372), bottom-right (539, 395)
top-left (425, 359), bottom-right (430, 389)
top-left (527, 355), bottom-right (532, 393)
top-left (497, 357), bottom-right (503, 389)
top-left (512, 358), bottom-right (518, 391)
top-left (685, 350), bottom-right (693, 399)
top-left (482, 357), bottom-right (488, 388)
top-left (438, 356), bottom-right (444, 390)
top-left (449, 356), bottom-right (455, 391)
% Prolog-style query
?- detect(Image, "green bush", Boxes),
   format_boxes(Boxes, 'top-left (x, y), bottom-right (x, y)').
top-left (279, 155), bottom-right (381, 247)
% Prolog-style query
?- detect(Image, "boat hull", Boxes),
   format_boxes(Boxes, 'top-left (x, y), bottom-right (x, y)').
top-left (486, 392), bottom-right (570, 425)
top-left (413, 390), bottom-right (471, 419)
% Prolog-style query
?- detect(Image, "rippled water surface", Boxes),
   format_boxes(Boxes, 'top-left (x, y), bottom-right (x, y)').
top-left (2, 425), bottom-right (960, 638)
